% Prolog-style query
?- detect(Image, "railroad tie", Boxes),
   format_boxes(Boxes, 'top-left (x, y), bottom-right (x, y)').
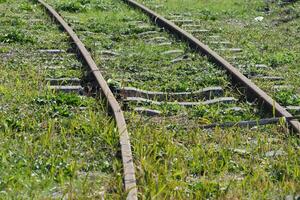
top-left (45, 78), bottom-right (81, 85)
top-left (251, 75), bottom-right (284, 81)
top-left (43, 66), bottom-right (66, 70)
top-left (200, 117), bottom-right (291, 129)
top-left (160, 49), bottom-right (184, 56)
top-left (128, 20), bottom-right (144, 24)
top-left (238, 64), bottom-right (271, 70)
top-left (255, 64), bottom-right (272, 70)
top-left (134, 107), bottom-right (161, 116)
top-left (182, 24), bottom-right (203, 28)
top-left (227, 56), bottom-right (243, 61)
top-left (99, 50), bottom-right (119, 61)
top-left (120, 86), bottom-right (224, 101)
top-left (137, 30), bottom-right (159, 37)
top-left (225, 107), bottom-right (244, 112)
top-left (209, 41), bottom-right (232, 46)
top-left (157, 42), bottom-right (172, 46)
top-left (272, 85), bottom-right (293, 90)
top-left (286, 106), bottom-right (300, 114)
top-left (217, 48), bottom-right (243, 53)
top-left (39, 49), bottom-right (65, 54)
top-left (170, 55), bottom-right (190, 64)
top-left (170, 19), bottom-right (194, 24)
top-left (208, 35), bottom-right (221, 39)
top-left (153, 4), bottom-right (163, 9)
top-left (100, 50), bottom-right (120, 56)
top-left (124, 97), bottom-right (237, 107)
top-left (137, 24), bottom-right (153, 30)
top-left (49, 85), bottom-right (84, 95)
top-left (146, 36), bottom-right (170, 44)
top-left (133, 106), bottom-right (244, 117)
top-left (185, 29), bottom-right (210, 34)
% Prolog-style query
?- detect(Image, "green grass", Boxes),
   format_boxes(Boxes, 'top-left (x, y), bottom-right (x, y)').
top-left (137, 0), bottom-right (300, 106)
top-left (1, 0), bottom-right (300, 199)
top-left (0, 0), bottom-right (124, 198)
top-left (50, 0), bottom-right (267, 122)
top-left (42, 0), bottom-right (300, 199)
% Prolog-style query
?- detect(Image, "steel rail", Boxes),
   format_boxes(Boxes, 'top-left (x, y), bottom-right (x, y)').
top-left (123, 0), bottom-right (300, 134)
top-left (37, 1), bottom-right (137, 199)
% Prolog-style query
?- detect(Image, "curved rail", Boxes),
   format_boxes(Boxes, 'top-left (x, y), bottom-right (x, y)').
top-left (123, 0), bottom-right (300, 134)
top-left (37, 1), bottom-right (137, 199)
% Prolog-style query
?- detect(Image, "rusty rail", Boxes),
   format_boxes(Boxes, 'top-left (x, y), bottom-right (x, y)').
top-left (123, 0), bottom-right (300, 134)
top-left (37, 1), bottom-right (137, 199)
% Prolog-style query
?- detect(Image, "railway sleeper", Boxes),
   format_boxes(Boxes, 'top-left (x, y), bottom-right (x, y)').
top-left (217, 48), bottom-right (243, 53)
top-left (153, 4), bottom-right (163, 9)
top-left (119, 86), bottom-right (224, 101)
top-left (182, 24), bottom-right (204, 28)
top-left (251, 75), bottom-right (284, 81)
top-left (100, 50), bottom-right (120, 56)
top-left (124, 96), bottom-right (237, 107)
top-left (209, 41), bottom-right (232, 46)
top-left (137, 24), bottom-right (153, 30)
top-left (145, 36), bottom-right (170, 43)
top-left (129, 106), bottom-right (244, 118)
top-left (170, 19), bottom-right (194, 24)
top-left (286, 106), bottom-right (300, 114)
top-left (49, 85), bottom-right (85, 95)
top-left (225, 107), bottom-right (244, 112)
top-left (39, 49), bottom-right (66, 54)
top-left (157, 42), bottom-right (172, 46)
top-left (185, 29), bottom-right (210, 34)
top-left (161, 49), bottom-right (184, 56)
top-left (170, 55), bottom-right (190, 64)
top-left (168, 16), bottom-right (185, 20)
top-left (100, 56), bottom-right (117, 61)
top-left (41, 56), bottom-right (75, 61)
top-left (133, 107), bottom-right (161, 116)
top-left (43, 66), bottom-right (66, 70)
top-left (46, 78), bottom-right (81, 86)
top-left (255, 64), bottom-right (272, 69)
top-left (137, 30), bottom-right (160, 37)
top-left (167, 14), bottom-right (190, 19)
top-left (200, 117), bottom-right (291, 129)
top-left (272, 85), bottom-right (293, 90)
top-left (227, 56), bottom-right (243, 61)
top-left (238, 64), bottom-right (272, 70)
top-left (208, 35), bottom-right (221, 39)
top-left (128, 20), bottom-right (144, 24)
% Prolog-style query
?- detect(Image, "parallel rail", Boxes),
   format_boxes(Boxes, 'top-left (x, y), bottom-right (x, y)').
top-left (123, 0), bottom-right (300, 134)
top-left (37, 1), bottom-right (137, 199)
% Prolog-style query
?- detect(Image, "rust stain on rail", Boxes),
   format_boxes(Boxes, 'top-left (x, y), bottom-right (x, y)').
top-left (37, 1), bottom-right (138, 199)
top-left (123, 0), bottom-right (300, 134)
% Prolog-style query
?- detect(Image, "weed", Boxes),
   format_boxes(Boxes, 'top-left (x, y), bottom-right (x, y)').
top-left (0, 0), bottom-right (123, 198)
top-left (56, 0), bottom-right (91, 12)
top-left (275, 90), bottom-right (300, 106)
top-left (0, 29), bottom-right (35, 44)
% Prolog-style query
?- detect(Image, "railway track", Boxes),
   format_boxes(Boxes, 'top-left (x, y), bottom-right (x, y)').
top-left (37, 2), bottom-right (137, 199)
top-left (133, 0), bottom-right (300, 128)
top-left (1, 0), bottom-right (300, 199)
top-left (122, 0), bottom-right (300, 133)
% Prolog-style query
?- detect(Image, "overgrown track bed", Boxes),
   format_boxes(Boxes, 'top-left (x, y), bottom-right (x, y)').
top-left (42, 0), bottom-right (300, 199)
top-left (0, 0), bottom-right (135, 199)
top-left (135, 0), bottom-right (300, 129)
top-left (124, 0), bottom-right (300, 133)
